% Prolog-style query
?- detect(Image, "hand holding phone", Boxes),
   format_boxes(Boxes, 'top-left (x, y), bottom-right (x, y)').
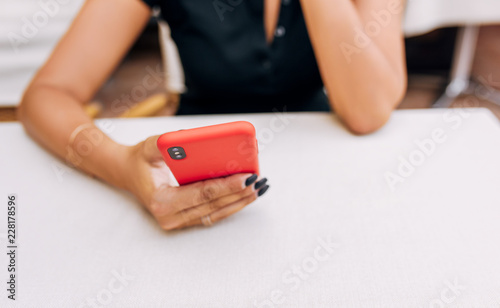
top-left (122, 121), bottom-right (269, 231)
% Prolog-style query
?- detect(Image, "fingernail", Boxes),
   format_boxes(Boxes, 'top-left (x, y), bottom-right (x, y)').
top-left (254, 178), bottom-right (268, 190)
top-left (257, 185), bottom-right (270, 197)
top-left (245, 174), bottom-right (258, 187)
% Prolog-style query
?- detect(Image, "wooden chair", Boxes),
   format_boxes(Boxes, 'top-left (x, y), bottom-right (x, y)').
top-left (116, 19), bottom-right (185, 118)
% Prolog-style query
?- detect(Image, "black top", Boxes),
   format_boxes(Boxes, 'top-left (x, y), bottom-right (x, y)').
top-left (141, 0), bottom-right (330, 114)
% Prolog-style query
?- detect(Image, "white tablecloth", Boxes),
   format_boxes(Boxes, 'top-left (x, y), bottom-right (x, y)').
top-left (1, 110), bottom-right (500, 307)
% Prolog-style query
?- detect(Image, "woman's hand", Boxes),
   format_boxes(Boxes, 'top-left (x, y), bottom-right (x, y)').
top-left (122, 135), bottom-right (269, 230)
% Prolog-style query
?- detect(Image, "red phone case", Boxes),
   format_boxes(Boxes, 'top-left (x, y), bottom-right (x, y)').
top-left (157, 121), bottom-right (259, 185)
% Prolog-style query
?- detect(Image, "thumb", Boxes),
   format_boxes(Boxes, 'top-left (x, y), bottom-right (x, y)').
top-left (141, 135), bottom-right (164, 161)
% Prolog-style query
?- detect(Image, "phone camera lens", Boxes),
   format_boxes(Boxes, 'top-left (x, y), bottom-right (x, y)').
top-left (168, 146), bottom-right (186, 160)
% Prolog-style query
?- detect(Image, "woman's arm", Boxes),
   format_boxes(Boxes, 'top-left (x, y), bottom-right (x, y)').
top-left (18, 0), bottom-right (152, 187)
top-left (300, 0), bottom-right (407, 134)
top-left (18, 0), bottom-right (268, 230)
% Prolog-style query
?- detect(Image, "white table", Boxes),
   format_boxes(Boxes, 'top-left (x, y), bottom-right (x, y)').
top-left (1, 110), bottom-right (500, 307)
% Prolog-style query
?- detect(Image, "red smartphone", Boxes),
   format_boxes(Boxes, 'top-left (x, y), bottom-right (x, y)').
top-left (157, 121), bottom-right (259, 185)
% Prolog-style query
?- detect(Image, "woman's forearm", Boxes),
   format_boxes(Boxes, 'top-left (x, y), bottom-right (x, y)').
top-left (300, 0), bottom-right (407, 134)
top-left (18, 85), bottom-right (128, 189)
top-left (15, 0), bottom-right (152, 191)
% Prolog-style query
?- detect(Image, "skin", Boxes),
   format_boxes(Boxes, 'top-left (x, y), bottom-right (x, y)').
top-left (18, 0), bottom-right (406, 230)
top-left (300, 0), bottom-right (407, 134)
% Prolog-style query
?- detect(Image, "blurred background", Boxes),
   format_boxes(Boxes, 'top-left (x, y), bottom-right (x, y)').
top-left (1, 0), bottom-right (499, 121)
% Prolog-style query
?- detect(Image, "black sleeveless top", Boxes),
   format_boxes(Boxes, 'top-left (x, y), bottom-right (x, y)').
top-left (141, 0), bottom-right (330, 114)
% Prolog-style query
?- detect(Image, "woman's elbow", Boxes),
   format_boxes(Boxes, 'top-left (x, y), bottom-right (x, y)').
top-left (342, 107), bottom-right (392, 135)
top-left (17, 83), bottom-right (52, 131)
top-left (341, 78), bottom-right (407, 135)
top-left (17, 90), bottom-right (32, 127)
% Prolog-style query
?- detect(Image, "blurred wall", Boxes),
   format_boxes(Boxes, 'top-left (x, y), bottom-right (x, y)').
top-left (1, 0), bottom-right (500, 108)
top-left (0, 0), bottom-right (85, 106)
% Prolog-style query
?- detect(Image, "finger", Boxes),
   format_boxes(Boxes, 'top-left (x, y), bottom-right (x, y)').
top-left (209, 183), bottom-right (270, 223)
top-left (170, 173), bottom-right (259, 210)
top-left (142, 135), bottom-right (163, 161)
top-left (206, 193), bottom-right (258, 224)
top-left (181, 193), bottom-right (258, 229)
top-left (149, 174), bottom-right (260, 217)
top-left (176, 185), bottom-right (256, 224)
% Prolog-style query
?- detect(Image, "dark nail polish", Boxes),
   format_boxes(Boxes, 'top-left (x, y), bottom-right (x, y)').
top-left (245, 174), bottom-right (258, 186)
top-left (257, 185), bottom-right (270, 197)
top-left (254, 178), bottom-right (268, 190)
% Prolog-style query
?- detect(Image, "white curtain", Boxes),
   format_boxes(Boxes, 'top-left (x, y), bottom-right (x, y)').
top-left (404, 0), bottom-right (500, 36)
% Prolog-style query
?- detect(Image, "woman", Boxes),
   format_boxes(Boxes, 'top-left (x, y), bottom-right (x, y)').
top-left (18, 0), bottom-right (407, 230)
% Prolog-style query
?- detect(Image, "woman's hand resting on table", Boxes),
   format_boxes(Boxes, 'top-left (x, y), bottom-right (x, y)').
top-left (121, 135), bottom-right (270, 230)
